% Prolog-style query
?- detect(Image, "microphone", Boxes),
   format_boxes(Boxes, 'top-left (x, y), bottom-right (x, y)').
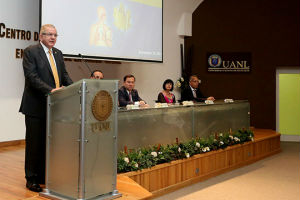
top-left (78, 53), bottom-right (92, 75)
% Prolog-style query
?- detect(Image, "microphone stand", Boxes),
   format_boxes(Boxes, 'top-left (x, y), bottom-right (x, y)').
top-left (78, 54), bottom-right (92, 75)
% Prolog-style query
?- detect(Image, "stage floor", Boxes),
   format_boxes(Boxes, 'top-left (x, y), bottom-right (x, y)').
top-left (0, 129), bottom-right (280, 200)
top-left (0, 145), bottom-right (152, 200)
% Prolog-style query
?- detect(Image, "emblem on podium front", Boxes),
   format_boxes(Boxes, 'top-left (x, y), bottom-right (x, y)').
top-left (92, 90), bottom-right (113, 121)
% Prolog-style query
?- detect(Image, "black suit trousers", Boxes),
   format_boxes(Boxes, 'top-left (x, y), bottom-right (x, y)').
top-left (25, 115), bottom-right (46, 184)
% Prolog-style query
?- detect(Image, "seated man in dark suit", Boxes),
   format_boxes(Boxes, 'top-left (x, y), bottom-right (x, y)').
top-left (90, 69), bottom-right (104, 79)
top-left (181, 75), bottom-right (215, 102)
top-left (118, 74), bottom-right (148, 107)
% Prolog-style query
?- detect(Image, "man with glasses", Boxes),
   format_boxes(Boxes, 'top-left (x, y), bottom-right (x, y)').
top-left (181, 75), bottom-right (215, 102)
top-left (19, 24), bottom-right (73, 192)
top-left (90, 69), bottom-right (104, 79)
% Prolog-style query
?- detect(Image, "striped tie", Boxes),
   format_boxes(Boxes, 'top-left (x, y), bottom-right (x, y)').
top-left (129, 91), bottom-right (133, 102)
top-left (48, 50), bottom-right (60, 88)
top-left (192, 89), bottom-right (197, 98)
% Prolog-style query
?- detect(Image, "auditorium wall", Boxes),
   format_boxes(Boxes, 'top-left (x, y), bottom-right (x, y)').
top-left (184, 0), bottom-right (300, 130)
top-left (0, 0), bottom-right (40, 142)
top-left (0, 0), bottom-right (203, 142)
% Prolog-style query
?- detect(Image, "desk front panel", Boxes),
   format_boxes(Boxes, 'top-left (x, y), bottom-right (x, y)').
top-left (118, 101), bottom-right (250, 151)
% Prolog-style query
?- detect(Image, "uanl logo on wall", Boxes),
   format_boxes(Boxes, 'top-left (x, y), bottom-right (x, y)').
top-left (207, 52), bottom-right (251, 72)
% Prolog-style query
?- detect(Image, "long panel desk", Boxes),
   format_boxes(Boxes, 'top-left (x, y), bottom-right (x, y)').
top-left (118, 100), bottom-right (250, 151)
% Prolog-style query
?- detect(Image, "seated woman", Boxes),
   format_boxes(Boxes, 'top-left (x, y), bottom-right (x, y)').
top-left (157, 79), bottom-right (176, 103)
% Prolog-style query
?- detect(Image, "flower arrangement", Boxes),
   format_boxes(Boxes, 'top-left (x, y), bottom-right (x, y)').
top-left (117, 129), bottom-right (254, 173)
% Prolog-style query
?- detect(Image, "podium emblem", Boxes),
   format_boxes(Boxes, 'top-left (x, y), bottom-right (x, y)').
top-left (92, 90), bottom-right (113, 121)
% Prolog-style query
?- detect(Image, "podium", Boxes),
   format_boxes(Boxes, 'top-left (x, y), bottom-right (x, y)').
top-left (40, 79), bottom-right (121, 200)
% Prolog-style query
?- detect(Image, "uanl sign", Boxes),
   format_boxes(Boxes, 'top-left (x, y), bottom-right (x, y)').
top-left (207, 52), bottom-right (251, 72)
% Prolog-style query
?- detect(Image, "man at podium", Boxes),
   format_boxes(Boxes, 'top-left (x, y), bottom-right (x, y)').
top-left (19, 24), bottom-right (73, 192)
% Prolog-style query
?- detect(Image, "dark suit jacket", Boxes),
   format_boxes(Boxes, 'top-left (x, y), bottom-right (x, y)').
top-left (118, 86), bottom-right (143, 107)
top-left (19, 43), bottom-right (73, 118)
top-left (181, 87), bottom-right (206, 102)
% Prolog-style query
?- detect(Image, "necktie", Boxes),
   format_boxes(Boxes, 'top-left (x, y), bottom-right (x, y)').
top-left (48, 50), bottom-right (60, 88)
top-left (129, 91), bottom-right (133, 102)
top-left (192, 89), bottom-right (197, 98)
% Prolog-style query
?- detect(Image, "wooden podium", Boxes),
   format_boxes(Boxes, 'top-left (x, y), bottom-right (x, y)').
top-left (40, 79), bottom-right (121, 200)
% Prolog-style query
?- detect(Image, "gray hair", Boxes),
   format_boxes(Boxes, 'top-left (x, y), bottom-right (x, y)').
top-left (189, 75), bottom-right (199, 82)
top-left (40, 24), bottom-right (56, 34)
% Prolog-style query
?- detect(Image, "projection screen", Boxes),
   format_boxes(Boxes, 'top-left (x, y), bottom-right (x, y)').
top-left (40, 0), bottom-right (163, 62)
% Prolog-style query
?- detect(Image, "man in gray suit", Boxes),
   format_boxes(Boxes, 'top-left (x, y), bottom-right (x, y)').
top-left (19, 24), bottom-right (73, 192)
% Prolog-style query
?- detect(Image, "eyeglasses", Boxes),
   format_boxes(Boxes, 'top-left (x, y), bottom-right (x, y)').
top-left (93, 76), bottom-right (103, 79)
top-left (42, 33), bottom-right (58, 37)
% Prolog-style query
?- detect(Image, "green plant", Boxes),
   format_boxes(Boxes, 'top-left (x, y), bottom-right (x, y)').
top-left (117, 129), bottom-right (254, 173)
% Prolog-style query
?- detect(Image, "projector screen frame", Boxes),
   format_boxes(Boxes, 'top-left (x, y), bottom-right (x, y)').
top-left (39, 0), bottom-right (164, 63)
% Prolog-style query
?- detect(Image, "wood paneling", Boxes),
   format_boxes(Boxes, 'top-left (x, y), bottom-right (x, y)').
top-left (123, 129), bottom-right (281, 196)
top-left (184, 0), bottom-right (300, 130)
top-left (0, 139), bottom-right (25, 147)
